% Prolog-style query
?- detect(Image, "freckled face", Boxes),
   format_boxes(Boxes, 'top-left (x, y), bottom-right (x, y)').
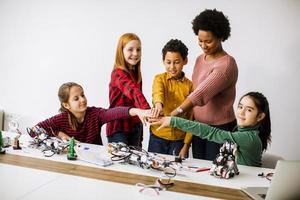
top-left (123, 40), bottom-right (141, 68)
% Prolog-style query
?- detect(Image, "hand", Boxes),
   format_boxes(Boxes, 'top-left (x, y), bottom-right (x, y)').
top-left (178, 143), bottom-right (190, 159)
top-left (151, 107), bottom-right (164, 118)
top-left (149, 116), bottom-right (171, 131)
top-left (153, 103), bottom-right (164, 118)
top-left (130, 108), bottom-right (153, 125)
top-left (58, 132), bottom-right (80, 144)
top-left (57, 132), bottom-right (71, 142)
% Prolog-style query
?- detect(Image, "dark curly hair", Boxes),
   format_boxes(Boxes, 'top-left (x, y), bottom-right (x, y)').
top-left (192, 9), bottom-right (231, 41)
top-left (240, 92), bottom-right (272, 151)
top-left (162, 39), bottom-right (188, 60)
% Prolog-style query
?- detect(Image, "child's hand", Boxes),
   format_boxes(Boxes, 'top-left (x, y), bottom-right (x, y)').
top-left (58, 132), bottom-right (80, 144)
top-left (57, 132), bottom-right (72, 143)
top-left (57, 132), bottom-right (80, 144)
top-left (131, 108), bottom-right (153, 126)
top-left (151, 107), bottom-right (163, 118)
top-left (178, 143), bottom-right (190, 159)
top-left (149, 116), bottom-right (171, 131)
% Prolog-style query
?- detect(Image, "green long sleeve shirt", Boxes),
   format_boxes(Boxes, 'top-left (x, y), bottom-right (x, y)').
top-left (171, 117), bottom-right (263, 167)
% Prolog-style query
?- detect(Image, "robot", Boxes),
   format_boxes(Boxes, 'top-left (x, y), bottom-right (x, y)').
top-left (27, 126), bottom-right (68, 157)
top-left (107, 142), bottom-right (179, 177)
top-left (210, 140), bottom-right (239, 179)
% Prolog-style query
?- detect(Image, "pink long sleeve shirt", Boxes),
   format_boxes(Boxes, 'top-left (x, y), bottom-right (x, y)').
top-left (188, 54), bottom-right (238, 125)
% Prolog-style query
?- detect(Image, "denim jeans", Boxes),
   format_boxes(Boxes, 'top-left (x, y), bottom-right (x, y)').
top-left (107, 123), bottom-right (143, 147)
top-left (192, 120), bottom-right (237, 160)
top-left (148, 131), bottom-right (184, 156)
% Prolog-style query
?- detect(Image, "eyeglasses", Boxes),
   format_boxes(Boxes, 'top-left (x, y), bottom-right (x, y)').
top-left (136, 168), bottom-right (175, 195)
top-left (136, 177), bottom-right (174, 195)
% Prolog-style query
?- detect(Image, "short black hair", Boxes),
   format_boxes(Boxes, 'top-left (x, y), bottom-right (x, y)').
top-left (192, 9), bottom-right (231, 41)
top-left (162, 39), bottom-right (188, 60)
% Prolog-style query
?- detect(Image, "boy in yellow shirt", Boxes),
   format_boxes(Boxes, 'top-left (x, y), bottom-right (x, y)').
top-left (148, 39), bottom-right (193, 158)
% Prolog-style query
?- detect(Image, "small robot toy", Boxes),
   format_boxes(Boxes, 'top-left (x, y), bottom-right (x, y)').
top-left (27, 126), bottom-right (68, 157)
top-left (210, 140), bottom-right (239, 179)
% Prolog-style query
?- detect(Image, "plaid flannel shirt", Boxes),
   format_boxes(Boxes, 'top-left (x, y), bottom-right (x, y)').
top-left (106, 68), bottom-right (150, 136)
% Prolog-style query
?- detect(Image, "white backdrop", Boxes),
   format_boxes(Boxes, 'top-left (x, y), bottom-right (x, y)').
top-left (1, 0), bottom-right (299, 160)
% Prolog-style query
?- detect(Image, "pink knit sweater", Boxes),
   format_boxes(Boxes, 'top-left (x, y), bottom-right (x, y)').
top-left (188, 54), bottom-right (238, 125)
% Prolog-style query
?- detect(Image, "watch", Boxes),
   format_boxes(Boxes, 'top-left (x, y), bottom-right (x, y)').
top-left (176, 107), bottom-right (184, 114)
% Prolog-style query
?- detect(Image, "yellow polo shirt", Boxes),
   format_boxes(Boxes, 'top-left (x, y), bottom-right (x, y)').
top-left (151, 72), bottom-right (193, 144)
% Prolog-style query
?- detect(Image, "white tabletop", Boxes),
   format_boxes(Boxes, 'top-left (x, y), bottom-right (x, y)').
top-left (0, 163), bottom-right (213, 200)
top-left (0, 131), bottom-right (274, 200)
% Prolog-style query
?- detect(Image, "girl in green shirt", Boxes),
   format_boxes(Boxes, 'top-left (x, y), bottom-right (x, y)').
top-left (150, 92), bottom-right (271, 167)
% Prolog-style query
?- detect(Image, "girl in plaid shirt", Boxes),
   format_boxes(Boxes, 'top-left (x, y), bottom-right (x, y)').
top-left (106, 33), bottom-right (159, 147)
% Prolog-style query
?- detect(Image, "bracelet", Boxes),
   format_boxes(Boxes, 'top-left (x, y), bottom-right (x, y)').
top-left (176, 107), bottom-right (184, 114)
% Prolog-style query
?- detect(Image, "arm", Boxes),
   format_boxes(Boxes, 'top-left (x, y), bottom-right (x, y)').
top-left (188, 56), bottom-right (238, 107)
top-left (35, 114), bottom-right (63, 137)
top-left (171, 117), bottom-right (255, 147)
top-left (170, 79), bottom-right (194, 117)
top-left (112, 69), bottom-right (150, 109)
top-left (152, 75), bottom-right (165, 117)
top-left (170, 117), bottom-right (228, 144)
top-left (98, 107), bottom-right (131, 124)
top-left (178, 135), bottom-right (192, 158)
top-left (170, 98), bottom-right (194, 116)
top-left (151, 116), bottom-right (247, 145)
top-left (173, 70), bottom-right (228, 115)
top-left (34, 113), bottom-right (71, 141)
top-left (98, 106), bottom-right (152, 126)
top-left (178, 111), bottom-right (193, 158)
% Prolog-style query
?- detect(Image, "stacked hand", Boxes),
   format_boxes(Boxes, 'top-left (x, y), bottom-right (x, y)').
top-left (130, 107), bottom-right (164, 126)
top-left (147, 116), bottom-right (171, 131)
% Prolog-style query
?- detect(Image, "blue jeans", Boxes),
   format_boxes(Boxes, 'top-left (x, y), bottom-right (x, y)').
top-left (107, 123), bottom-right (143, 147)
top-left (148, 131), bottom-right (184, 156)
top-left (192, 120), bottom-right (237, 160)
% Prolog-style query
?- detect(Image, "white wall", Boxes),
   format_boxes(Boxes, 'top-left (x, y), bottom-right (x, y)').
top-left (1, 0), bottom-right (299, 160)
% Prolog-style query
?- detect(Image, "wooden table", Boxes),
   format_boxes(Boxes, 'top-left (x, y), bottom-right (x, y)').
top-left (0, 135), bottom-right (273, 200)
top-left (0, 153), bottom-right (253, 200)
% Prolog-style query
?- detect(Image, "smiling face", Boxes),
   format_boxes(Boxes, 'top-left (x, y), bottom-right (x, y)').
top-left (197, 30), bottom-right (222, 56)
top-left (163, 52), bottom-right (187, 79)
top-left (123, 40), bottom-right (141, 68)
top-left (236, 95), bottom-right (265, 128)
top-left (63, 85), bottom-right (87, 117)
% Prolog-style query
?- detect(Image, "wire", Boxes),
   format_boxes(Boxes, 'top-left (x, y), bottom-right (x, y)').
top-left (110, 151), bottom-right (132, 161)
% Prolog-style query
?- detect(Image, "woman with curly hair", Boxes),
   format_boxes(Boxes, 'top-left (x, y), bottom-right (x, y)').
top-left (170, 9), bottom-right (238, 160)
